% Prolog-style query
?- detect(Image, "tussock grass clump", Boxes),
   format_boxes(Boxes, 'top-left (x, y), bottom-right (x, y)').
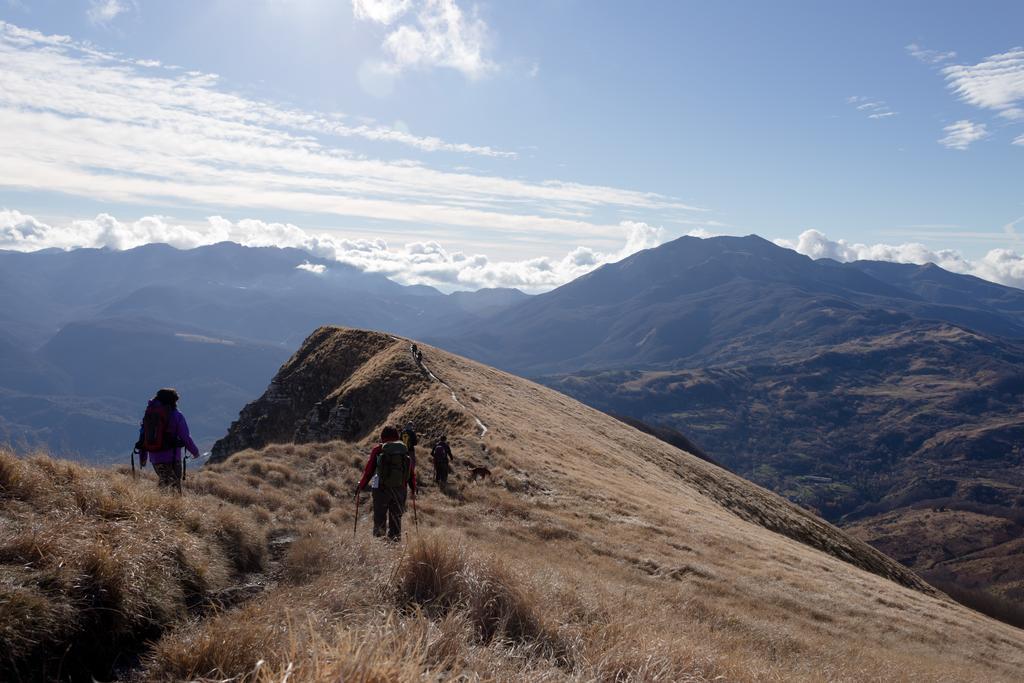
top-left (267, 462), bottom-right (296, 483)
top-left (0, 449), bottom-right (265, 681)
top-left (249, 615), bottom-right (452, 683)
top-left (282, 524), bottom-right (336, 583)
top-left (395, 536), bottom-right (555, 648)
top-left (147, 603), bottom-right (452, 683)
top-left (144, 603), bottom-right (290, 682)
top-left (0, 450), bottom-right (47, 500)
top-left (210, 506), bottom-right (267, 573)
top-left (189, 470), bottom-right (287, 509)
top-left (308, 487), bottom-right (333, 513)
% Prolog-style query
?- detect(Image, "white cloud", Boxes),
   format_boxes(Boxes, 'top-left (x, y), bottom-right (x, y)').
top-left (352, 0), bottom-right (412, 24)
top-left (776, 229), bottom-right (1024, 289)
top-left (918, 49), bottom-right (1024, 147)
top-left (0, 22), bottom-right (704, 245)
top-left (906, 43), bottom-right (956, 64)
top-left (0, 209), bottom-right (209, 251)
top-left (0, 209), bottom-right (53, 248)
top-left (10, 208), bottom-right (1024, 293)
top-left (0, 20), bottom-right (511, 158)
top-left (943, 48), bottom-right (1024, 114)
top-left (846, 96), bottom-right (897, 120)
top-left (87, 0), bottom-right (130, 26)
top-left (296, 261), bottom-right (327, 274)
top-left (939, 120), bottom-right (989, 150)
top-left (0, 209), bottom-right (671, 292)
top-left (354, 0), bottom-right (495, 80)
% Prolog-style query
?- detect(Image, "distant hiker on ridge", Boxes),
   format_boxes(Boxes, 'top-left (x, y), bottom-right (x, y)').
top-left (432, 435), bottom-right (453, 487)
top-left (356, 426), bottom-right (417, 540)
top-left (136, 388), bottom-right (199, 494)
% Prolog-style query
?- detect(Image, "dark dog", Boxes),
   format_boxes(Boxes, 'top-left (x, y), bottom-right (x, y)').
top-left (469, 466), bottom-right (491, 481)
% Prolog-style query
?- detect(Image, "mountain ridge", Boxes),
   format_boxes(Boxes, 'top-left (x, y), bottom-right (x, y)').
top-left (427, 234), bottom-right (1024, 601)
top-left (432, 234), bottom-right (1024, 374)
top-left (213, 326), bottom-right (931, 593)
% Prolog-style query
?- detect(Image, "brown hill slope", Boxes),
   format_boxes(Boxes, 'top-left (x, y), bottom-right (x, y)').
top-left (206, 326), bottom-right (1024, 680)
top-left (216, 327), bottom-right (931, 591)
top-left (5, 325), bottom-right (1024, 681)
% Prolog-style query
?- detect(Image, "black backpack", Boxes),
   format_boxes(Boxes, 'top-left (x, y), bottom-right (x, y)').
top-left (376, 441), bottom-right (410, 488)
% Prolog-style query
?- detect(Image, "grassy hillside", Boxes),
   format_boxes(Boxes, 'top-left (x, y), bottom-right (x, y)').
top-left (3, 327), bottom-right (1024, 681)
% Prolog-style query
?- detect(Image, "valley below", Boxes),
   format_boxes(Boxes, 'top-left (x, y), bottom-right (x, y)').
top-left (543, 323), bottom-right (1024, 601)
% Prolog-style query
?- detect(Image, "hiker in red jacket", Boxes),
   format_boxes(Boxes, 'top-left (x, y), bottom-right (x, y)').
top-left (137, 388), bottom-right (199, 493)
top-left (356, 426), bottom-right (417, 540)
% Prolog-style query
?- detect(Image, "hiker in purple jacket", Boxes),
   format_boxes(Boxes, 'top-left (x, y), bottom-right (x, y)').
top-left (137, 388), bottom-right (199, 493)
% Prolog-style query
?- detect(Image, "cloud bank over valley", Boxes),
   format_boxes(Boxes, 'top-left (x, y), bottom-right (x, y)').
top-left (777, 228), bottom-right (1024, 290)
top-left (0, 209), bottom-right (670, 291)
top-left (7, 208), bottom-right (1024, 292)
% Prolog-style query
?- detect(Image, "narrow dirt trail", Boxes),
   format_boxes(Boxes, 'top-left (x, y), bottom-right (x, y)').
top-left (404, 341), bottom-right (489, 439)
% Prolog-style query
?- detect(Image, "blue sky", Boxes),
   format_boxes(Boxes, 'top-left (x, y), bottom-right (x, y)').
top-left (1, 0), bottom-right (1023, 290)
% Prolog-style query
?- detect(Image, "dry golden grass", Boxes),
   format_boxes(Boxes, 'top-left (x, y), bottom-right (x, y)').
top-left (0, 448), bottom-right (265, 681)
top-left (394, 536), bottom-right (557, 649)
top-left (6, 327), bottom-right (1024, 681)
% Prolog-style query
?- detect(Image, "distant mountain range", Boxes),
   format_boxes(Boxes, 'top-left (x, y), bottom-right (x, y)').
top-left (0, 243), bottom-right (527, 460)
top-left (435, 234), bottom-right (1024, 373)
top-left (430, 235), bottom-right (1024, 601)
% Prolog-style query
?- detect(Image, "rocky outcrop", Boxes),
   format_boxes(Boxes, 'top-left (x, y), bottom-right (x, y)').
top-left (211, 327), bottom-right (432, 461)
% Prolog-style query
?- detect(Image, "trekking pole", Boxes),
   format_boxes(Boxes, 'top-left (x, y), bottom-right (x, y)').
top-left (411, 492), bottom-right (420, 530)
top-left (353, 492), bottom-right (361, 536)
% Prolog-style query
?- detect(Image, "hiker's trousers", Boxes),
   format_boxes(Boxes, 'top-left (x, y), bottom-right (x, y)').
top-left (153, 460), bottom-right (183, 493)
top-left (372, 487), bottom-right (406, 540)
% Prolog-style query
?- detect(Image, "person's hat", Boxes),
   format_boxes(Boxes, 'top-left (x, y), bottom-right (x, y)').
top-left (155, 388), bottom-right (179, 405)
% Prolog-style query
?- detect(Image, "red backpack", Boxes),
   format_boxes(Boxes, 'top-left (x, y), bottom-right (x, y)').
top-left (141, 403), bottom-right (176, 452)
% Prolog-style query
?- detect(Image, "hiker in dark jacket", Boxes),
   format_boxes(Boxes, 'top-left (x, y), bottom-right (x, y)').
top-left (401, 422), bottom-right (418, 459)
top-left (356, 426), bottom-right (417, 540)
top-left (432, 435), bottom-right (453, 487)
top-left (137, 388), bottom-right (199, 493)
